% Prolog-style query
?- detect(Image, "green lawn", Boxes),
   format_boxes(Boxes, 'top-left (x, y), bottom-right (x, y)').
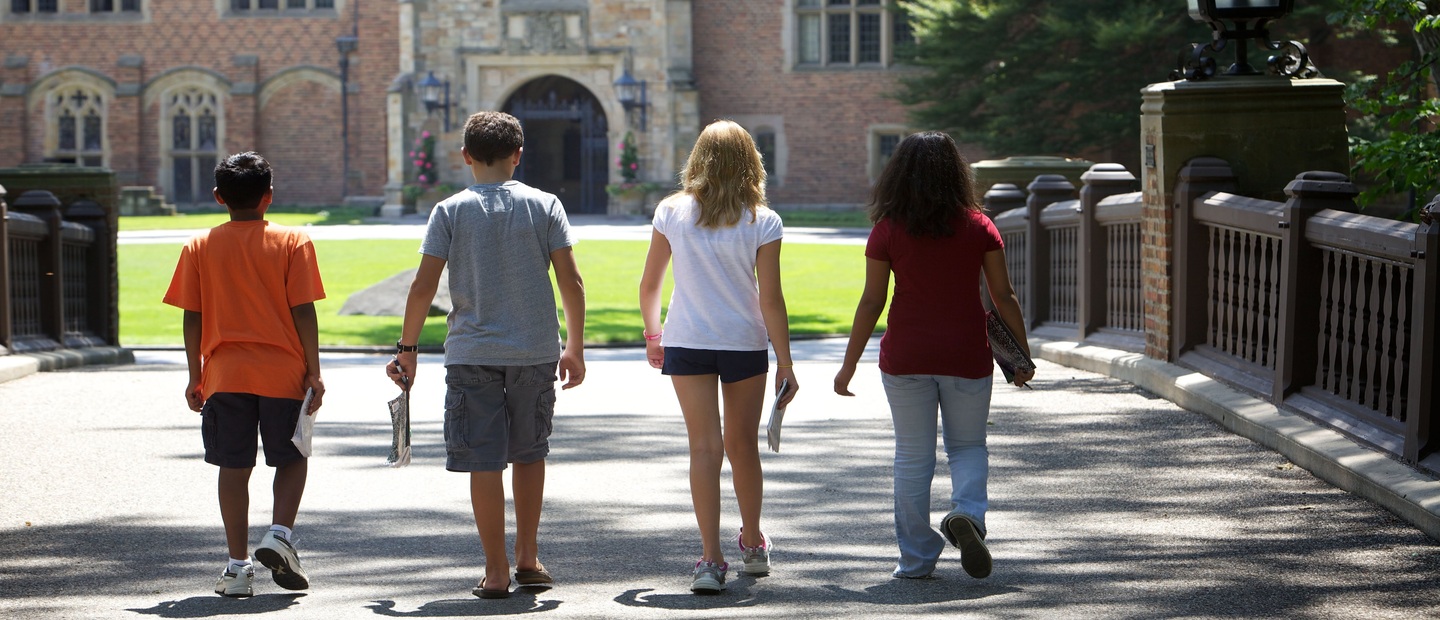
top-left (119, 206), bottom-right (376, 231)
top-left (122, 239), bottom-right (880, 347)
top-left (775, 209), bottom-right (872, 229)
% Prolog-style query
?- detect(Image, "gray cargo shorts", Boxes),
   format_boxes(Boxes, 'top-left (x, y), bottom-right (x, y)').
top-left (443, 362), bottom-right (557, 472)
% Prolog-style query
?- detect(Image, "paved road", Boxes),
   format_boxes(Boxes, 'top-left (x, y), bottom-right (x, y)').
top-left (2, 341), bottom-right (1437, 619)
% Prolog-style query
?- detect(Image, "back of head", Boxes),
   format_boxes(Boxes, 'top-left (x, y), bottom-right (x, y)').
top-left (464, 111), bottom-right (525, 165)
top-left (678, 119), bottom-right (768, 228)
top-left (867, 131), bottom-right (979, 239)
top-left (214, 152), bottom-right (273, 211)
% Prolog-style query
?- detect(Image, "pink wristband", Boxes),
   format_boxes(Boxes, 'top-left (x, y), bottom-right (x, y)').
top-left (643, 330), bottom-right (663, 341)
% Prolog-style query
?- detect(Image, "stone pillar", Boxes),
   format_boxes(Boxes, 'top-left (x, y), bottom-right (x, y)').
top-left (1025, 174), bottom-right (1076, 331)
top-left (112, 55), bottom-right (144, 186)
top-left (1139, 76), bottom-right (1348, 361)
top-left (1077, 164), bottom-right (1138, 340)
top-left (380, 74), bottom-right (412, 219)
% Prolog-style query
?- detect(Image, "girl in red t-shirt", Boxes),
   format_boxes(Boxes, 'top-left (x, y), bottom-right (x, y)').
top-left (834, 131), bottom-right (1032, 580)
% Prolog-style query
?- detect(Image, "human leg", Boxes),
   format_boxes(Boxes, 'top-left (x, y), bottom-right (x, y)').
top-left (512, 459), bottom-right (546, 575)
top-left (217, 467), bottom-right (253, 561)
top-left (501, 364), bottom-right (557, 578)
top-left (937, 374), bottom-right (994, 578)
top-left (880, 372), bottom-right (945, 577)
top-left (471, 471), bottom-right (511, 594)
top-left (254, 395), bottom-right (311, 590)
top-left (719, 372), bottom-right (766, 547)
top-left (673, 373), bottom-right (725, 564)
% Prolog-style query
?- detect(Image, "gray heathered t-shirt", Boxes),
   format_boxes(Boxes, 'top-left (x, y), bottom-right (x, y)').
top-left (420, 180), bottom-right (575, 366)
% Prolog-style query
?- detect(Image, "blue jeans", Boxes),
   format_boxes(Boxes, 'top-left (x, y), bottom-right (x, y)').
top-left (881, 372), bottom-right (993, 577)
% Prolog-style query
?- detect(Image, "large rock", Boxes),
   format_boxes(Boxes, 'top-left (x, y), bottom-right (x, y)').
top-left (338, 268), bottom-right (451, 317)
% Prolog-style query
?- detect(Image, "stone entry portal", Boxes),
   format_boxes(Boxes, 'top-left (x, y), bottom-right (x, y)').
top-left (503, 76), bottom-right (608, 215)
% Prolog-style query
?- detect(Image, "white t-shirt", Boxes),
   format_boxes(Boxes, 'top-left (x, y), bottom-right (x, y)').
top-left (653, 194), bottom-right (784, 351)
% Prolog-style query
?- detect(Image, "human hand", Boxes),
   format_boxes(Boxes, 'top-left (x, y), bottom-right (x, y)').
top-left (184, 379), bottom-right (204, 412)
top-left (833, 363), bottom-right (856, 397)
top-left (645, 340), bottom-right (664, 369)
top-left (1013, 367), bottom-right (1035, 389)
top-left (776, 366), bottom-right (798, 408)
top-left (558, 348), bottom-right (586, 389)
top-left (387, 352), bottom-right (416, 391)
top-left (303, 373), bottom-right (325, 414)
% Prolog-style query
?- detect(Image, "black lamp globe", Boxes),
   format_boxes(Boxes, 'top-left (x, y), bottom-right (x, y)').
top-left (612, 69), bottom-right (648, 131)
top-left (417, 71), bottom-right (444, 112)
top-left (1187, 0), bottom-right (1294, 23)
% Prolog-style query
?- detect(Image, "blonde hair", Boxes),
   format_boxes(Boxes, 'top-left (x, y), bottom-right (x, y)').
top-left (674, 120), bottom-right (768, 228)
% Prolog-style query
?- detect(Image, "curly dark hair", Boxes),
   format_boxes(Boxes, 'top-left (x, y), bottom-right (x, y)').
top-left (463, 111), bottom-right (525, 165)
top-left (866, 131), bottom-right (981, 238)
top-left (213, 152), bottom-right (272, 211)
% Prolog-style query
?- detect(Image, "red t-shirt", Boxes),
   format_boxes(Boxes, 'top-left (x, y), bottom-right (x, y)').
top-left (866, 210), bottom-right (1003, 379)
top-left (163, 220), bottom-right (326, 400)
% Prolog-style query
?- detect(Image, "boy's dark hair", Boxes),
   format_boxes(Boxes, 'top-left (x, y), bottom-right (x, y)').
top-left (463, 111), bottom-right (525, 165)
top-left (214, 152), bottom-right (273, 211)
top-left (866, 131), bottom-right (981, 239)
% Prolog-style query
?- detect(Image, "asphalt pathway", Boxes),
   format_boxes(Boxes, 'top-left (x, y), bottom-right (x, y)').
top-left (1, 342), bottom-right (1437, 619)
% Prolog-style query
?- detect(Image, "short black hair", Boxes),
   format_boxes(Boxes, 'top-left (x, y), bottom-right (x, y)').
top-left (214, 152), bottom-right (273, 210)
top-left (463, 111), bottom-right (524, 165)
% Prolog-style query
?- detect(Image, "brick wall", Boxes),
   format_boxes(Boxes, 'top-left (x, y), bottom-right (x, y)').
top-left (692, 0), bottom-right (913, 208)
top-left (0, 0), bottom-right (397, 206)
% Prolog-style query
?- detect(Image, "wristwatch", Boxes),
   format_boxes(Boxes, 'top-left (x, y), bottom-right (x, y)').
top-left (396, 341), bottom-right (419, 353)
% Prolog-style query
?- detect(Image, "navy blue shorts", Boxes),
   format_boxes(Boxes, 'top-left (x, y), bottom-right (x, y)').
top-left (662, 347), bottom-right (769, 383)
top-left (201, 392), bottom-right (305, 469)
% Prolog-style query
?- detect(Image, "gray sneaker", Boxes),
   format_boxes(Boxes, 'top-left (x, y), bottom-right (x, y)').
top-left (213, 563), bottom-right (254, 598)
top-left (255, 530), bottom-right (310, 590)
top-left (737, 530), bottom-right (772, 575)
top-left (690, 560), bottom-right (728, 594)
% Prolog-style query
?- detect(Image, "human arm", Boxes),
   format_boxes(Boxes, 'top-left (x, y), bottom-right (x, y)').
top-left (756, 239), bottom-right (798, 407)
top-left (386, 253), bottom-right (445, 390)
top-left (638, 228), bottom-right (671, 370)
top-left (290, 302), bottom-right (324, 413)
top-left (551, 246), bottom-right (586, 389)
top-left (982, 248), bottom-right (1034, 387)
top-left (182, 310), bottom-right (204, 412)
top-left (834, 258), bottom-right (891, 396)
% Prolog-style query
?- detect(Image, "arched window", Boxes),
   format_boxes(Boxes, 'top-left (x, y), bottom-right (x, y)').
top-left (166, 87), bottom-right (222, 205)
top-left (47, 85), bottom-right (106, 167)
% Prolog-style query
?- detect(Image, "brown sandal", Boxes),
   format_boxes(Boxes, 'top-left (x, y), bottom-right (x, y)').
top-left (514, 566), bottom-right (554, 585)
top-left (472, 576), bottom-right (511, 599)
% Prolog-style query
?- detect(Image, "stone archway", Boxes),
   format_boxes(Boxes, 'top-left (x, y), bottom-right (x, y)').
top-left (502, 76), bottom-right (609, 215)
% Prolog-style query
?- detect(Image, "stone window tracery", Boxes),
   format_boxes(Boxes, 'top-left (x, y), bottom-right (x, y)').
top-left (47, 86), bottom-right (106, 167)
top-left (89, 0), bottom-right (140, 12)
top-left (165, 87), bottom-right (222, 205)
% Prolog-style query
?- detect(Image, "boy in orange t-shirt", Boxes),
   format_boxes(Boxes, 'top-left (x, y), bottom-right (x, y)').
top-left (163, 152), bottom-right (326, 598)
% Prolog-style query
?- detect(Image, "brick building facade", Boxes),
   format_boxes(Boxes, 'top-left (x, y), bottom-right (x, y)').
top-left (0, 0), bottom-right (918, 213)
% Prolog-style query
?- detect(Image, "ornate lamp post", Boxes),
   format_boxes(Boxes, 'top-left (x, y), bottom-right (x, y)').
top-left (1175, 0), bottom-right (1318, 81)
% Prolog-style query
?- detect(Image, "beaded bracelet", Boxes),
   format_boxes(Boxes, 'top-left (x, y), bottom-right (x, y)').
top-left (643, 330), bottom-right (663, 341)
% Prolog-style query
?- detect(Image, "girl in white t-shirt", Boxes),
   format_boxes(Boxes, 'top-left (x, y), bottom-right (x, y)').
top-left (639, 120), bottom-right (799, 594)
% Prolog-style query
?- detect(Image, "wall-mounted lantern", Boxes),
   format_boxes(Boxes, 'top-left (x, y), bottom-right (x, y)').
top-left (613, 68), bottom-right (648, 132)
top-left (417, 71), bottom-right (453, 132)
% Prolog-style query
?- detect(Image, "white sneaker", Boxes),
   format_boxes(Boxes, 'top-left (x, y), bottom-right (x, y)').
top-left (690, 560), bottom-right (727, 594)
top-left (738, 530), bottom-right (772, 575)
top-left (214, 563), bottom-right (254, 598)
top-left (255, 530), bottom-right (310, 590)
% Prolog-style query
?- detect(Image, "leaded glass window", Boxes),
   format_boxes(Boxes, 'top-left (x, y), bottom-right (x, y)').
top-left (166, 88), bottom-right (222, 205)
top-left (795, 0), bottom-right (913, 68)
top-left (48, 86), bottom-right (105, 167)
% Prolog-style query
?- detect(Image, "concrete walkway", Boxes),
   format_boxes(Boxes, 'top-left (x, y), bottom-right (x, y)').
top-left (1, 340), bottom-right (1438, 619)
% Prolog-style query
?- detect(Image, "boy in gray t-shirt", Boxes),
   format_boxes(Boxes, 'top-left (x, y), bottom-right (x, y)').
top-left (386, 111), bottom-right (586, 599)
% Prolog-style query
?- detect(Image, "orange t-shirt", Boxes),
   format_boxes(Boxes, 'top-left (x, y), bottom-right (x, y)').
top-left (163, 220), bottom-right (326, 401)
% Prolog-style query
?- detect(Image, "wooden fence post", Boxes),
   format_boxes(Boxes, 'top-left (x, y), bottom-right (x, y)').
top-left (1407, 199), bottom-right (1438, 462)
top-left (1078, 164), bottom-right (1138, 340)
top-left (1171, 158), bottom-right (1238, 360)
top-left (11, 190), bottom-right (65, 347)
top-left (1274, 171), bottom-right (1357, 403)
top-left (1026, 175), bottom-right (1075, 331)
